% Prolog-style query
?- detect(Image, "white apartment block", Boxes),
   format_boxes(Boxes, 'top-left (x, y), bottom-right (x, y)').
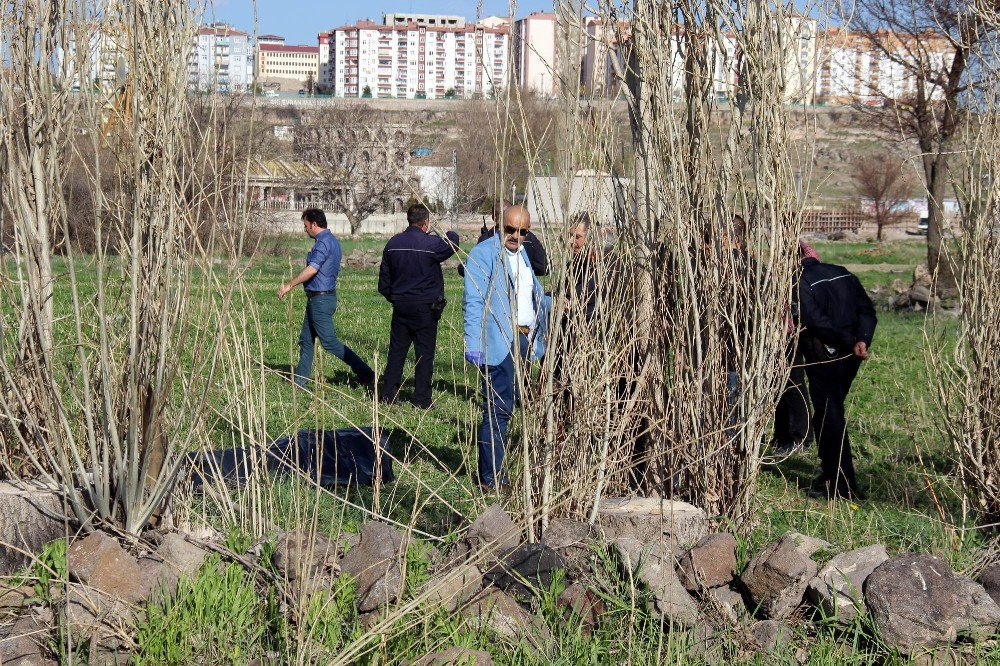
top-left (188, 23), bottom-right (253, 93)
top-left (383, 13), bottom-right (465, 28)
top-left (319, 20), bottom-right (509, 99)
top-left (815, 29), bottom-right (951, 104)
top-left (513, 12), bottom-right (557, 96)
top-left (257, 43), bottom-right (319, 91)
top-left (63, 25), bottom-right (127, 91)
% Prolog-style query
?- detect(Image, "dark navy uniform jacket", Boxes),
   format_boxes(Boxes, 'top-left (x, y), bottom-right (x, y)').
top-left (378, 225), bottom-right (460, 304)
top-left (798, 258), bottom-right (877, 354)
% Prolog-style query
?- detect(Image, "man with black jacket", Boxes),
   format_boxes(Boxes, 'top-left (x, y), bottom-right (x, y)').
top-left (378, 204), bottom-right (459, 408)
top-left (797, 254), bottom-right (877, 500)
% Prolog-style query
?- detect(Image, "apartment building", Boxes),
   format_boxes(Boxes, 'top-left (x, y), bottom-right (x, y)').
top-left (319, 19), bottom-right (509, 99)
top-left (513, 12), bottom-right (557, 96)
top-left (383, 13), bottom-right (464, 28)
top-left (188, 23), bottom-right (253, 92)
top-left (256, 41), bottom-right (320, 92)
top-left (815, 28), bottom-right (951, 104)
top-left (63, 23), bottom-right (127, 91)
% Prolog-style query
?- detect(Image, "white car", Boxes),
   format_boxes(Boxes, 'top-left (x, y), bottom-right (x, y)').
top-left (264, 90), bottom-right (279, 98)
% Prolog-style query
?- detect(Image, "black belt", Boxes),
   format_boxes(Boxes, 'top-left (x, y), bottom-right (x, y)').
top-left (305, 290), bottom-right (334, 298)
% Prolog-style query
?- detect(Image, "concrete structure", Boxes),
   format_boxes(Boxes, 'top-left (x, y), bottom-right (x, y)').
top-left (524, 172), bottom-right (631, 227)
top-left (188, 23), bottom-right (253, 92)
top-left (413, 165), bottom-right (457, 209)
top-left (318, 20), bottom-right (509, 99)
top-left (513, 12), bottom-right (557, 96)
top-left (478, 16), bottom-right (513, 31)
top-left (383, 13), bottom-right (465, 28)
top-left (256, 43), bottom-right (319, 92)
top-left (258, 34), bottom-right (285, 45)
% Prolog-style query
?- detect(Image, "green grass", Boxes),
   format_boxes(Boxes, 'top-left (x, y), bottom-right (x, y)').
top-left (17, 236), bottom-right (996, 663)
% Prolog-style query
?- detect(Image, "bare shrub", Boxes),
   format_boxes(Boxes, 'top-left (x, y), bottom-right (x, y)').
top-left (502, 0), bottom-right (808, 533)
top-left (0, 0), bottom-right (258, 534)
top-left (928, 7), bottom-right (1000, 529)
top-left (851, 152), bottom-right (914, 241)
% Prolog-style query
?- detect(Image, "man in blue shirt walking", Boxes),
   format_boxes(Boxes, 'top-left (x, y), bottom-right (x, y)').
top-left (278, 208), bottom-right (375, 388)
top-left (377, 203), bottom-right (459, 408)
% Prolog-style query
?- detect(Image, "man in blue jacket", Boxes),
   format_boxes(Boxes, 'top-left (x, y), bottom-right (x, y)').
top-left (463, 205), bottom-right (548, 489)
top-left (377, 203), bottom-right (459, 408)
top-left (279, 208), bottom-right (375, 388)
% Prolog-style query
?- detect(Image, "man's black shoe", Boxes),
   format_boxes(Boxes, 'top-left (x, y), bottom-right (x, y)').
top-left (409, 399), bottom-right (433, 410)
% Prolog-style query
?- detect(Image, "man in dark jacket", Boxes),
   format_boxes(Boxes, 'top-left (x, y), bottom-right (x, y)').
top-left (378, 204), bottom-right (459, 408)
top-left (797, 254), bottom-right (877, 500)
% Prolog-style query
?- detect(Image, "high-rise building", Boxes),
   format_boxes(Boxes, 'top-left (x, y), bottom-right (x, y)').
top-left (513, 12), bottom-right (557, 96)
top-left (382, 13), bottom-right (465, 28)
top-left (318, 20), bottom-right (509, 99)
top-left (188, 23), bottom-right (253, 92)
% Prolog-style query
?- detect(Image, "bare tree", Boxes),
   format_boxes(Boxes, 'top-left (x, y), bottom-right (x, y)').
top-left (295, 106), bottom-right (412, 236)
top-left (852, 152), bottom-right (914, 241)
top-left (839, 0), bottom-right (996, 277)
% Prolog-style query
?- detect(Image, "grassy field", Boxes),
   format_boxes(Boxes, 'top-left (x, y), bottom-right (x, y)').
top-left (208, 235), bottom-right (979, 560)
top-left (26, 236), bottom-right (996, 664)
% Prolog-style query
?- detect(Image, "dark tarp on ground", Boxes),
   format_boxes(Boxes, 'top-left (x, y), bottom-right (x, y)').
top-left (188, 427), bottom-right (394, 489)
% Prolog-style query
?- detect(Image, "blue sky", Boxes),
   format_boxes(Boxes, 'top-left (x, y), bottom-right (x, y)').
top-left (208, 1), bottom-right (553, 45)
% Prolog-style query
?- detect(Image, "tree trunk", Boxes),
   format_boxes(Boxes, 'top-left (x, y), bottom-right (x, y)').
top-left (348, 213), bottom-right (363, 237)
top-left (922, 145), bottom-right (949, 281)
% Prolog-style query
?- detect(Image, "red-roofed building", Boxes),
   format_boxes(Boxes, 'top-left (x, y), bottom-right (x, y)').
top-left (256, 42), bottom-right (320, 92)
top-left (318, 17), bottom-right (509, 99)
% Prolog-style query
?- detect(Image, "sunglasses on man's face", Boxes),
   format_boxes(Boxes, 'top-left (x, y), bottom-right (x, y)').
top-left (503, 225), bottom-right (529, 237)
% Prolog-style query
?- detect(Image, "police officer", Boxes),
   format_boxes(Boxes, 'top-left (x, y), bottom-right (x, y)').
top-left (798, 251), bottom-right (877, 501)
top-left (377, 203), bottom-right (459, 409)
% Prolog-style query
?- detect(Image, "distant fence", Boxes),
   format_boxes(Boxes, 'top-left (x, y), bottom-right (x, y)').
top-left (801, 209), bottom-right (868, 234)
top-left (258, 199), bottom-right (338, 212)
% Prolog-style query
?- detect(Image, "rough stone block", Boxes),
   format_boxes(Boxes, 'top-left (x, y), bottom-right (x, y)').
top-left (0, 482), bottom-right (65, 576)
top-left (741, 533), bottom-right (818, 620)
top-left (67, 532), bottom-right (145, 604)
top-left (676, 533), bottom-right (738, 593)
top-left (612, 536), bottom-right (698, 627)
top-left (807, 544), bottom-right (888, 626)
top-left (596, 497), bottom-right (708, 550)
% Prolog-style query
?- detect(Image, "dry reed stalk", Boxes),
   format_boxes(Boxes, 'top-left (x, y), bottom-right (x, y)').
top-left (499, 0), bottom-right (815, 533)
top-left (0, 0), bottom-right (262, 534)
top-left (928, 7), bottom-right (1000, 530)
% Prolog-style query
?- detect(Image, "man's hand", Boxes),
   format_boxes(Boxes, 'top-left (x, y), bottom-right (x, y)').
top-left (853, 341), bottom-right (869, 360)
top-left (278, 283), bottom-right (293, 300)
top-left (464, 351), bottom-right (486, 366)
